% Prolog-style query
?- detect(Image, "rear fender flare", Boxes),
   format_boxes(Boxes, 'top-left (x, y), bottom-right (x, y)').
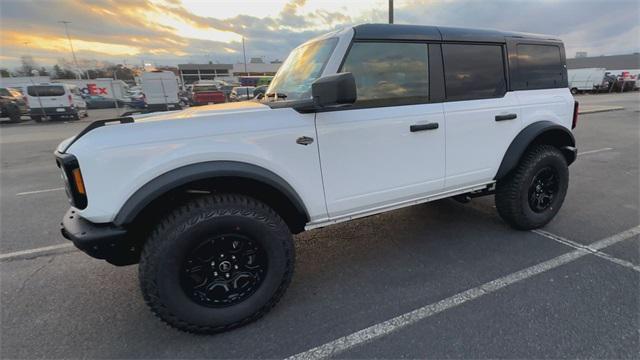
top-left (495, 121), bottom-right (576, 180)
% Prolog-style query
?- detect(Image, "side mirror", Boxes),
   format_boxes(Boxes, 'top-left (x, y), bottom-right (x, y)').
top-left (311, 72), bottom-right (356, 108)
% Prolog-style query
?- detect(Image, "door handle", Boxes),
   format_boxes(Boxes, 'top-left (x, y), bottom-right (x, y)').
top-left (495, 113), bottom-right (517, 121)
top-left (410, 123), bottom-right (439, 132)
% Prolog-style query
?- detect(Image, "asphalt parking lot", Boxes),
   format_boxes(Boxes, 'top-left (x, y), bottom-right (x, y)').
top-left (1, 93), bottom-right (638, 358)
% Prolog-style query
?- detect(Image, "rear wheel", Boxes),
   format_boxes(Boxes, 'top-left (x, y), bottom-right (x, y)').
top-left (570, 87), bottom-right (578, 95)
top-left (139, 194), bottom-right (295, 333)
top-left (6, 104), bottom-right (22, 123)
top-left (495, 145), bottom-right (569, 230)
top-left (31, 115), bottom-right (43, 122)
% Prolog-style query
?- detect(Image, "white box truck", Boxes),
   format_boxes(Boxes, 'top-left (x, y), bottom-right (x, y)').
top-left (568, 68), bottom-right (608, 94)
top-left (141, 71), bottom-right (180, 111)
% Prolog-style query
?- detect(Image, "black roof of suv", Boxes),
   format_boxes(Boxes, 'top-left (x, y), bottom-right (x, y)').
top-left (353, 24), bottom-right (561, 43)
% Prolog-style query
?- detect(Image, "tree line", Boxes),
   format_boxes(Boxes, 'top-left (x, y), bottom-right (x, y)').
top-left (0, 55), bottom-right (136, 81)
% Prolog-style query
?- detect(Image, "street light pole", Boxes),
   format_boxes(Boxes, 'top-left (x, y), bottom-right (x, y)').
top-left (242, 36), bottom-right (248, 76)
top-left (58, 20), bottom-right (82, 79)
top-left (389, 0), bottom-right (394, 24)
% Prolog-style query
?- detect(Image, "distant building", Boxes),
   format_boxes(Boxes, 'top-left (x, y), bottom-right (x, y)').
top-left (178, 62), bottom-right (281, 84)
top-left (567, 53), bottom-right (640, 70)
top-left (177, 64), bottom-right (234, 84)
top-left (232, 62), bottom-right (281, 77)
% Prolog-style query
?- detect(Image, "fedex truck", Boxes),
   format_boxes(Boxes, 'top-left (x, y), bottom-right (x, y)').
top-left (60, 79), bottom-right (129, 100)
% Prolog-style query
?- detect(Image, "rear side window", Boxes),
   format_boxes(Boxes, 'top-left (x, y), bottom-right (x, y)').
top-left (443, 44), bottom-right (506, 101)
top-left (27, 86), bottom-right (65, 97)
top-left (341, 42), bottom-right (429, 107)
top-left (516, 44), bottom-right (564, 89)
top-left (0, 88), bottom-right (10, 96)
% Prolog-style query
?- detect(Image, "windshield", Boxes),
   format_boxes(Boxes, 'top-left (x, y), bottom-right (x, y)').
top-left (266, 37), bottom-right (337, 101)
top-left (27, 86), bottom-right (65, 97)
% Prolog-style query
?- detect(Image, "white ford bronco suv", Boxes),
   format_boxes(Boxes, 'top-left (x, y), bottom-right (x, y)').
top-left (57, 24), bottom-right (578, 333)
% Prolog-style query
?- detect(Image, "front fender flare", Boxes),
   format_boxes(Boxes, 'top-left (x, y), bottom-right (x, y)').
top-left (113, 161), bottom-right (309, 226)
top-left (495, 121), bottom-right (576, 180)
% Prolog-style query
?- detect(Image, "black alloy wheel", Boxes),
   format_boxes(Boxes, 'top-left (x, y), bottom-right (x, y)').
top-left (181, 233), bottom-right (268, 308)
top-left (527, 166), bottom-right (559, 213)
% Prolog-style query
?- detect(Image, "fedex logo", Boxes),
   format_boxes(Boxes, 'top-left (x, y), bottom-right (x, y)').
top-left (81, 83), bottom-right (109, 96)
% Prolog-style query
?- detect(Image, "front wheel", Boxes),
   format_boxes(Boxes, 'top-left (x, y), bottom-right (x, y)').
top-left (139, 194), bottom-right (295, 333)
top-left (495, 145), bottom-right (569, 230)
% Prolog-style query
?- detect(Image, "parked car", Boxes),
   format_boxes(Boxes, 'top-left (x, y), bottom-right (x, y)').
top-left (126, 94), bottom-right (147, 109)
top-left (26, 83), bottom-right (87, 122)
top-left (190, 84), bottom-right (226, 105)
top-left (85, 95), bottom-right (126, 109)
top-left (0, 87), bottom-right (28, 123)
top-left (57, 24), bottom-right (577, 334)
top-left (253, 85), bottom-right (268, 98)
top-left (229, 86), bottom-right (256, 101)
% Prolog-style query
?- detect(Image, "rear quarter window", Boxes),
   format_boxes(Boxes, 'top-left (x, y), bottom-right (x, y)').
top-left (516, 44), bottom-right (564, 90)
top-left (27, 86), bottom-right (66, 97)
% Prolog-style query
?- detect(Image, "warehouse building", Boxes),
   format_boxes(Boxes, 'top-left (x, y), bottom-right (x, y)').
top-left (178, 61), bottom-right (281, 84)
top-left (567, 53), bottom-right (640, 70)
top-left (177, 64), bottom-right (234, 84)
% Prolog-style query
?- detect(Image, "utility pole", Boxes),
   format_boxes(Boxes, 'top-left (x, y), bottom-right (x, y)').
top-left (58, 20), bottom-right (83, 79)
top-left (389, 0), bottom-right (394, 24)
top-left (242, 37), bottom-right (248, 76)
top-left (242, 37), bottom-right (250, 98)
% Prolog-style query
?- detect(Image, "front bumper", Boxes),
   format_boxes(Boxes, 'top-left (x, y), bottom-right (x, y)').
top-left (60, 208), bottom-right (138, 265)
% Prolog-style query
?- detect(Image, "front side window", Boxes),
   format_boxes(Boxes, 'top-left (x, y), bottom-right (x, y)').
top-left (443, 44), bottom-right (506, 101)
top-left (266, 38), bottom-right (337, 101)
top-left (341, 42), bottom-right (429, 106)
top-left (516, 44), bottom-right (563, 89)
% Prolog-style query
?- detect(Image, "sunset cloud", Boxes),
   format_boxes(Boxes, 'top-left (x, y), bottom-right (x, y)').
top-left (0, 0), bottom-right (637, 70)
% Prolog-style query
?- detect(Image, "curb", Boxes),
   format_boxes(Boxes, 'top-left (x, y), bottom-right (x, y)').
top-left (579, 106), bottom-right (624, 115)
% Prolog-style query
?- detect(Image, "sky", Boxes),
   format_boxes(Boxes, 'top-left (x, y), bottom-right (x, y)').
top-left (0, 0), bottom-right (639, 70)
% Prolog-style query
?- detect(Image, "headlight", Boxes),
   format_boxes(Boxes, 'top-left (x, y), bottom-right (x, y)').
top-left (55, 152), bottom-right (88, 209)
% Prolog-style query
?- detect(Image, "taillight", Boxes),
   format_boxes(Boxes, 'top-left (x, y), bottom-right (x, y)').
top-left (23, 96), bottom-right (28, 106)
top-left (572, 101), bottom-right (579, 129)
top-left (68, 94), bottom-right (73, 106)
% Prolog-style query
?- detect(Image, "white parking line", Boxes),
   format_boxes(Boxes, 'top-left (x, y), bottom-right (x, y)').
top-left (0, 243), bottom-right (75, 262)
top-left (578, 147), bottom-right (613, 156)
top-left (533, 229), bottom-right (640, 273)
top-left (286, 225), bottom-right (640, 360)
top-left (16, 187), bottom-right (64, 196)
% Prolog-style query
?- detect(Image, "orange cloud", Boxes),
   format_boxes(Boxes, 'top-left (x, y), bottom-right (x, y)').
top-left (3, 31), bottom-right (142, 56)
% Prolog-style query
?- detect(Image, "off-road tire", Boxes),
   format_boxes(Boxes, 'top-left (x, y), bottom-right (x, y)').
top-left (495, 144), bottom-right (569, 230)
top-left (139, 193), bottom-right (295, 334)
